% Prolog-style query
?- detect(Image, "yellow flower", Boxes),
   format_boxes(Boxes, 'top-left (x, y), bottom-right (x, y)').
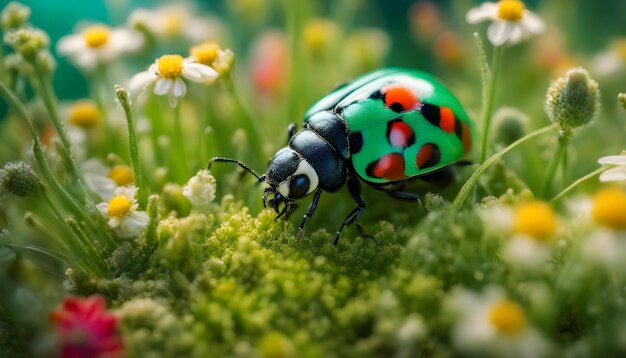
top-left (128, 54), bottom-right (219, 107)
top-left (488, 300), bottom-right (526, 335)
top-left (514, 201), bottom-right (556, 240)
top-left (107, 195), bottom-right (132, 217)
top-left (68, 100), bottom-right (101, 129)
top-left (108, 165), bottom-right (134, 187)
top-left (303, 18), bottom-right (338, 56)
top-left (189, 42), bottom-right (220, 66)
top-left (466, 0), bottom-right (545, 46)
top-left (57, 24), bottom-right (142, 70)
top-left (592, 187), bottom-right (626, 230)
top-left (96, 186), bottom-right (148, 238)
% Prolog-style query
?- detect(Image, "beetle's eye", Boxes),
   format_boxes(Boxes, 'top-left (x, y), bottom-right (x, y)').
top-left (289, 174), bottom-right (310, 199)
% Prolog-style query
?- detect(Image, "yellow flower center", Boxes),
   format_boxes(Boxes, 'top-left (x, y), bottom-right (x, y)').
top-left (68, 100), bottom-right (101, 129)
top-left (83, 25), bottom-right (110, 48)
top-left (497, 0), bottom-right (525, 22)
top-left (164, 14), bottom-right (182, 36)
top-left (190, 42), bottom-right (220, 66)
top-left (107, 196), bottom-right (132, 217)
top-left (611, 40), bottom-right (626, 61)
top-left (304, 19), bottom-right (336, 52)
top-left (592, 187), bottom-right (626, 230)
top-left (514, 201), bottom-right (556, 240)
top-left (156, 54), bottom-right (184, 79)
top-left (108, 166), bottom-right (134, 186)
top-left (488, 300), bottom-right (526, 335)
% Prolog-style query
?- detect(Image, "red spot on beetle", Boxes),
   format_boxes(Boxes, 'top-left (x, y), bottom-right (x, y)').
top-left (370, 153), bottom-right (406, 181)
top-left (387, 120), bottom-right (415, 148)
top-left (415, 143), bottom-right (434, 169)
top-left (383, 85), bottom-right (420, 112)
top-left (462, 123), bottom-right (472, 153)
top-left (439, 106), bottom-right (455, 133)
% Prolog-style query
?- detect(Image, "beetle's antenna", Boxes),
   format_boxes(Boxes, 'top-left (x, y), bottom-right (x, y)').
top-left (208, 157), bottom-right (266, 182)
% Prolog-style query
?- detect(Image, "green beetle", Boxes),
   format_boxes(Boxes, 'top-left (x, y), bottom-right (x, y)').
top-left (211, 68), bottom-right (475, 244)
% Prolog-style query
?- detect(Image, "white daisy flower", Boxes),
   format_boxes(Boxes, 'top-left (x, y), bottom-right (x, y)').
top-left (598, 154), bottom-right (626, 182)
top-left (502, 234), bottom-right (552, 269)
top-left (82, 159), bottom-right (134, 201)
top-left (182, 169), bottom-right (216, 211)
top-left (447, 287), bottom-right (551, 357)
top-left (56, 24), bottom-right (143, 70)
top-left (96, 185), bottom-right (148, 239)
top-left (128, 5), bottom-right (221, 42)
top-left (128, 54), bottom-right (219, 108)
top-left (591, 39), bottom-right (626, 77)
top-left (466, 0), bottom-right (545, 46)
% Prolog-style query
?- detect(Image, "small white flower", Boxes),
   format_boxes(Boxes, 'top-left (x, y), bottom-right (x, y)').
top-left (128, 54), bottom-right (218, 107)
top-left (466, 0), bottom-right (545, 46)
top-left (502, 234), bottom-right (552, 269)
top-left (96, 186), bottom-right (148, 239)
top-left (592, 39), bottom-right (626, 77)
top-left (182, 169), bottom-right (216, 211)
top-left (447, 287), bottom-right (551, 357)
top-left (83, 159), bottom-right (134, 201)
top-left (128, 5), bottom-right (221, 42)
top-left (478, 204), bottom-right (515, 237)
top-left (598, 154), bottom-right (626, 182)
top-left (56, 24), bottom-right (142, 70)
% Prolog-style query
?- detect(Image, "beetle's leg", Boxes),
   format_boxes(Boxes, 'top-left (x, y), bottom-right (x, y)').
top-left (296, 189), bottom-right (322, 238)
top-left (383, 190), bottom-right (429, 214)
top-left (333, 176), bottom-right (366, 246)
top-left (355, 223), bottom-right (380, 247)
top-left (287, 123), bottom-right (297, 144)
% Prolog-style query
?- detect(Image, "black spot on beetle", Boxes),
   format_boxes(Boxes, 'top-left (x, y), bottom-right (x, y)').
top-left (349, 131), bottom-right (364, 154)
top-left (421, 103), bottom-right (440, 127)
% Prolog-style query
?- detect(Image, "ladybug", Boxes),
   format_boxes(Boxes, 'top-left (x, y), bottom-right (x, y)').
top-left (211, 68), bottom-right (474, 245)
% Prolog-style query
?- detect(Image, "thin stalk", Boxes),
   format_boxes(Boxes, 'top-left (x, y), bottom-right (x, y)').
top-left (223, 75), bottom-right (264, 165)
top-left (561, 135), bottom-right (570, 186)
top-left (0, 80), bottom-right (117, 251)
top-left (172, 103), bottom-right (189, 181)
top-left (116, 86), bottom-right (147, 209)
top-left (479, 45), bottom-right (504, 164)
top-left (542, 131), bottom-right (571, 198)
top-left (452, 124), bottom-right (557, 210)
top-left (551, 166), bottom-right (607, 203)
top-left (199, 86), bottom-right (215, 166)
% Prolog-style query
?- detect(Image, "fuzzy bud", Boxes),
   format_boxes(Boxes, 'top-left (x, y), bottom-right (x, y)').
top-left (1, 161), bottom-right (44, 197)
top-left (493, 106), bottom-right (528, 145)
top-left (212, 48), bottom-right (234, 76)
top-left (182, 169), bottom-right (216, 211)
top-left (619, 93), bottom-right (626, 110)
top-left (1, 2), bottom-right (31, 31)
top-left (4, 27), bottom-right (50, 62)
top-left (34, 50), bottom-right (56, 75)
top-left (545, 67), bottom-right (600, 131)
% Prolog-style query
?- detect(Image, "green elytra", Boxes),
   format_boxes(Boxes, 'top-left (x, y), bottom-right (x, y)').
top-left (304, 68), bottom-right (475, 184)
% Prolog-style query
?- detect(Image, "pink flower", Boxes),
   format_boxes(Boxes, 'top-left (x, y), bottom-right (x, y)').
top-left (49, 296), bottom-right (123, 358)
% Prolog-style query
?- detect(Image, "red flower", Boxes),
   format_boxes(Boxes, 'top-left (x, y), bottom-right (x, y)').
top-left (49, 295), bottom-right (123, 358)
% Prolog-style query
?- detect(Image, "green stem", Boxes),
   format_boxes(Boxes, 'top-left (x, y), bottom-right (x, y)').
top-left (551, 166), bottom-right (607, 203)
top-left (561, 135), bottom-right (570, 186)
top-left (0, 80), bottom-right (117, 251)
top-left (172, 103), bottom-right (189, 181)
top-left (452, 124), bottom-right (557, 210)
top-left (542, 130), bottom-right (571, 198)
top-left (92, 68), bottom-right (116, 154)
top-left (224, 75), bottom-right (265, 165)
top-left (116, 86), bottom-right (146, 209)
top-left (479, 45), bottom-right (504, 164)
top-left (199, 86), bottom-right (214, 166)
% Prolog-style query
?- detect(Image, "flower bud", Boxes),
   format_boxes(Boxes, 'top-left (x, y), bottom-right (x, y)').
top-left (212, 48), bottom-right (234, 76)
top-left (4, 27), bottom-right (50, 62)
top-left (619, 93), bottom-right (626, 110)
top-left (182, 169), bottom-right (216, 211)
top-left (1, 161), bottom-right (45, 197)
top-left (493, 106), bottom-right (528, 145)
top-left (34, 50), bottom-right (56, 76)
top-left (1, 2), bottom-right (31, 31)
top-left (545, 67), bottom-right (600, 131)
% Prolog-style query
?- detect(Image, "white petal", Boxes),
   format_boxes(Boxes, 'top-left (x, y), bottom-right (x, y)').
top-left (73, 51), bottom-right (98, 69)
top-left (81, 159), bottom-right (109, 176)
top-left (114, 185), bottom-right (138, 200)
top-left (182, 63), bottom-right (218, 83)
top-left (110, 29), bottom-right (143, 53)
top-left (118, 211), bottom-right (149, 238)
top-left (465, 2), bottom-right (498, 24)
top-left (487, 21), bottom-right (516, 46)
top-left (153, 78), bottom-right (173, 96)
top-left (108, 217), bottom-right (121, 228)
top-left (507, 26), bottom-right (524, 45)
top-left (521, 10), bottom-right (546, 35)
top-left (128, 71), bottom-right (158, 94)
top-left (56, 34), bottom-right (84, 55)
top-left (168, 91), bottom-right (179, 108)
top-left (598, 155), bottom-right (626, 165)
top-left (172, 78), bottom-right (187, 97)
top-left (84, 174), bottom-right (117, 201)
top-left (599, 167), bottom-right (626, 182)
top-left (96, 202), bottom-right (109, 217)
top-left (148, 63), bottom-right (158, 73)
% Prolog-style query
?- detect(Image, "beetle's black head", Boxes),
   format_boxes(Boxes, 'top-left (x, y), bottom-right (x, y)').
top-left (263, 148), bottom-right (319, 219)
